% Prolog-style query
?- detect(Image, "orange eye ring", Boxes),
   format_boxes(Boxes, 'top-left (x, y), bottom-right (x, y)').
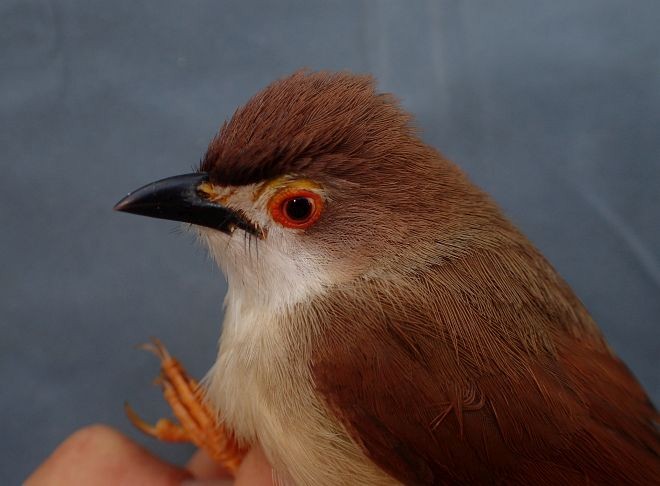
top-left (269, 189), bottom-right (323, 229)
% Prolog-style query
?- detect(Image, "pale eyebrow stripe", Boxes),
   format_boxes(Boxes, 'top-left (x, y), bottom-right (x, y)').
top-left (198, 182), bottom-right (239, 204)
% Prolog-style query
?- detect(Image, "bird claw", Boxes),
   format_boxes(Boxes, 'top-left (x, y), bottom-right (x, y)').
top-left (124, 402), bottom-right (190, 442)
top-left (126, 338), bottom-right (246, 474)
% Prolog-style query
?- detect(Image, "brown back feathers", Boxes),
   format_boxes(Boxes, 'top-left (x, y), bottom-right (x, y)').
top-left (309, 242), bottom-right (659, 484)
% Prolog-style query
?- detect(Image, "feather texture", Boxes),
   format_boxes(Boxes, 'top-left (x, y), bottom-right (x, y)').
top-left (197, 70), bottom-right (660, 484)
top-left (309, 242), bottom-right (660, 484)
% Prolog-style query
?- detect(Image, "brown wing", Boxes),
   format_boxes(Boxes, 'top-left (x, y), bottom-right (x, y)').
top-left (311, 245), bottom-right (660, 485)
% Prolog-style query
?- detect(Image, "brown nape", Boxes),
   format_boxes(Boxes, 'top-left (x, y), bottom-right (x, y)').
top-left (200, 70), bottom-right (416, 186)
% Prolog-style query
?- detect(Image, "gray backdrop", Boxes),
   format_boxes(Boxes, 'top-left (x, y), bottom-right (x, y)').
top-left (2, 1), bottom-right (659, 483)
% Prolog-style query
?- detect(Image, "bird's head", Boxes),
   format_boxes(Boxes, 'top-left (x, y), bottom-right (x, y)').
top-left (115, 71), bottom-right (505, 311)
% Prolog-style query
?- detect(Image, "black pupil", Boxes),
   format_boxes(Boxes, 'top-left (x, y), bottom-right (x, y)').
top-left (284, 197), bottom-right (313, 221)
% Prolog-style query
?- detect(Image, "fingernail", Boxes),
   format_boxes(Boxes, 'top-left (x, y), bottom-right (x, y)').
top-left (181, 479), bottom-right (234, 486)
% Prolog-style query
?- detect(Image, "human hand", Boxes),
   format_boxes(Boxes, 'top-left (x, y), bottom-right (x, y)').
top-left (26, 425), bottom-right (273, 485)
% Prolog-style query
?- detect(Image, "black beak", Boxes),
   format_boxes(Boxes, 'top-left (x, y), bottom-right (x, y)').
top-left (114, 172), bottom-right (261, 237)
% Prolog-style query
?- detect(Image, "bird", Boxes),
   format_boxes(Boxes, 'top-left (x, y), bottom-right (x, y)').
top-left (114, 70), bottom-right (660, 485)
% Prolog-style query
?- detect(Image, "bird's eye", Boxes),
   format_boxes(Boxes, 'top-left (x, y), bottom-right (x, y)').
top-left (269, 189), bottom-right (323, 229)
top-left (284, 197), bottom-right (314, 221)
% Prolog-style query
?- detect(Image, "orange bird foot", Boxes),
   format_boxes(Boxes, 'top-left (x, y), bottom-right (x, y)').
top-left (125, 338), bottom-right (246, 475)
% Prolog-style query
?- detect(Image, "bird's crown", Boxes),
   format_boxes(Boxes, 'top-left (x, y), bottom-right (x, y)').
top-left (200, 70), bottom-right (416, 186)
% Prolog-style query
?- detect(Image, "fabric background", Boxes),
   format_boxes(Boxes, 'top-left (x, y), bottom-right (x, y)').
top-left (2, 1), bottom-right (658, 483)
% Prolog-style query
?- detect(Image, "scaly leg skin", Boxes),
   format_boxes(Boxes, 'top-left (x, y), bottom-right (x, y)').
top-left (125, 338), bottom-right (246, 475)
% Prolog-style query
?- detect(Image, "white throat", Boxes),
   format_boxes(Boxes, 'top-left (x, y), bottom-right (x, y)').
top-left (200, 227), bottom-right (329, 315)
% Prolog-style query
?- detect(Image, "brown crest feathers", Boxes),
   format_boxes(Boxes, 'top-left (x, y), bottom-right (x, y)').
top-left (200, 70), bottom-right (416, 186)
